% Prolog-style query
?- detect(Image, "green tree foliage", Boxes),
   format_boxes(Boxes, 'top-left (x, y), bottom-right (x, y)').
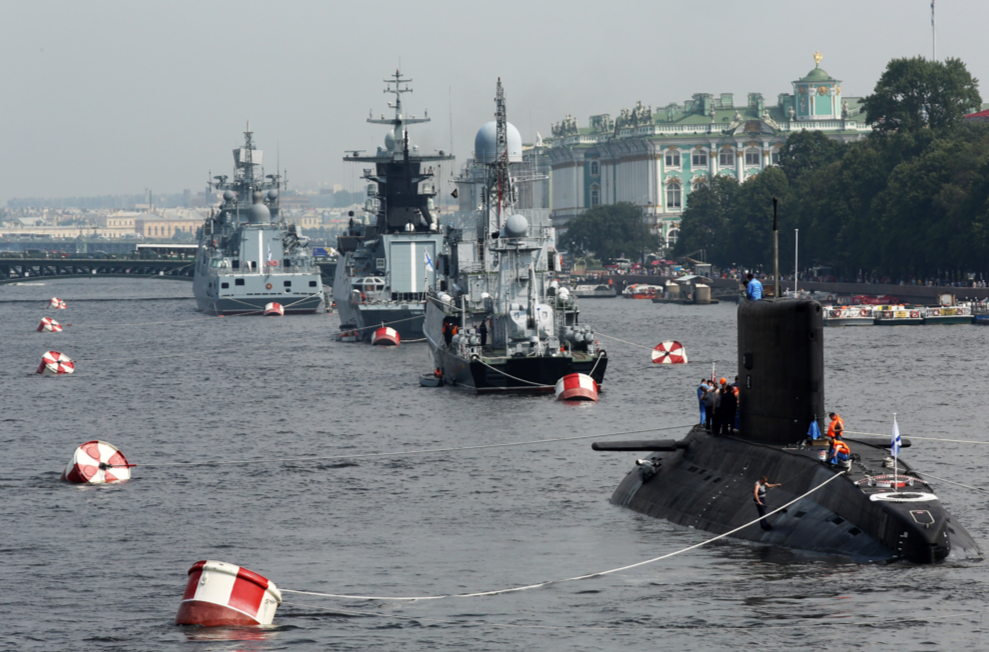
top-left (863, 57), bottom-right (981, 136)
top-left (673, 175), bottom-right (739, 260)
top-left (559, 202), bottom-right (660, 262)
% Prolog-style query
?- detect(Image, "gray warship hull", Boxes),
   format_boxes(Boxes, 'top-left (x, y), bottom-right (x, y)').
top-left (193, 127), bottom-right (324, 316)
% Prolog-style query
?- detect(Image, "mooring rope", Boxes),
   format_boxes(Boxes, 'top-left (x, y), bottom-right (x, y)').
top-left (475, 359), bottom-right (554, 388)
top-left (280, 599), bottom-right (976, 633)
top-left (135, 424), bottom-right (695, 468)
top-left (919, 471), bottom-right (988, 493)
top-left (280, 472), bottom-right (847, 602)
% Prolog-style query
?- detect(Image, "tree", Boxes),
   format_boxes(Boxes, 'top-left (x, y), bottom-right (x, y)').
top-left (863, 57), bottom-right (982, 136)
top-left (673, 175), bottom-right (739, 264)
top-left (558, 202), bottom-right (660, 263)
top-left (723, 167), bottom-right (790, 270)
top-left (777, 130), bottom-right (845, 179)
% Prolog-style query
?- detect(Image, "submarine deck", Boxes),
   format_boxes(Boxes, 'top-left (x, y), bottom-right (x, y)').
top-left (611, 426), bottom-right (981, 564)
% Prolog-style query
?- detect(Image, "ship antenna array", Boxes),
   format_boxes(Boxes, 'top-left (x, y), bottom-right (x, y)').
top-left (494, 77), bottom-right (508, 229)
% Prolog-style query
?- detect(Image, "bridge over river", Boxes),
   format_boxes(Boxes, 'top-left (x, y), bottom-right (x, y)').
top-left (0, 256), bottom-right (337, 286)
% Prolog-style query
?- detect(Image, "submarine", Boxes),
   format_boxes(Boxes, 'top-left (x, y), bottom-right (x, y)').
top-left (594, 297), bottom-right (981, 563)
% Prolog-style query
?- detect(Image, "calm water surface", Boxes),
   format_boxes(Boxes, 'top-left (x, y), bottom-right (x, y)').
top-left (2, 278), bottom-right (988, 650)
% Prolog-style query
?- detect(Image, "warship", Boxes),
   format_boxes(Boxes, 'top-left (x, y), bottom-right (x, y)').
top-left (593, 297), bottom-right (980, 563)
top-left (193, 127), bottom-right (324, 315)
top-left (332, 71), bottom-right (454, 342)
top-left (423, 80), bottom-right (607, 392)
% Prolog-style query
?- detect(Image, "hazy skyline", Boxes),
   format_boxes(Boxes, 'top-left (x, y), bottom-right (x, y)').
top-left (2, 0), bottom-right (985, 204)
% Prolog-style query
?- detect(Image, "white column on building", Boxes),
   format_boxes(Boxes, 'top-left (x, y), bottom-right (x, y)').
top-left (735, 142), bottom-right (743, 180)
top-left (709, 142), bottom-right (717, 176)
top-left (761, 141), bottom-right (769, 170)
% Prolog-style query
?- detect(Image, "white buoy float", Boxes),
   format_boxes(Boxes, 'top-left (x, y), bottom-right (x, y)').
top-left (175, 560), bottom-right (282, 627)
top-left (37, 350), bottom-right (74, 375)
top-left (651, 340), bottom-right (688, 364)
top-left (262, 302), bottom-right (284, 316)
top-left (61, 440), bottom-right (132, 483)
top-left (48, 297), bottom-right (67, 309)
top-left (554, 373), bottom-right (599, 402)
top-left (371, 326), bottom-right (400, 346)
top-left (37, 317), bottom-right (63, 333)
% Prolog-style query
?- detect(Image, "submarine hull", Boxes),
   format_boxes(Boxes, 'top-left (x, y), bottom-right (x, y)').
top-left (611, 426), bottom-right (980, 563)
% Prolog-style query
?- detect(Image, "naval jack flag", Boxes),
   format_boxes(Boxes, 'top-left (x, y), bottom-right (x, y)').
top-left (891, 413), bottom-right (902, 481)
top-left (424, 250), bottom-right (434, 272)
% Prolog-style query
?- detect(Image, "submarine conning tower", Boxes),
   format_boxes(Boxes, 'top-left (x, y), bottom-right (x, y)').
top-left (737, 298), bottom-right (824, 445)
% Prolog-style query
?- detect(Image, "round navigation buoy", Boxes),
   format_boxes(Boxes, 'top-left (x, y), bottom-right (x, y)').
top-left (555, 373), bottom-right (599, 402)
top-left (651, 340), bottom-right (688, 364)
top-left (48, 297), bottom-right (67, 309)
top-left (61, 440), bottom-right (132, 484)
top-left (262, 302), bottom-right (284, 316)
top-left (175, 560), bottom-right (282, 627)
top-left (371, 326), bottom-right (400, 346)
top-left (37, 317), bottom-right (63, 333)
top-left (37, 350), bottom-right (74, 375)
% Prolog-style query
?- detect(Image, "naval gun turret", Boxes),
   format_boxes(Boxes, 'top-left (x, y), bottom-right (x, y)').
top-left (595, 298), bottom-right (980, 564)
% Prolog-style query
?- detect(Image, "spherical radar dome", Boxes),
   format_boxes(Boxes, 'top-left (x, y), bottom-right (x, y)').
top-left (248, 202), bottom-right (271, 224)
top-left (504, 214), bottom-right (528, 238)
top-left (474, 121), bottom-right (522, 164)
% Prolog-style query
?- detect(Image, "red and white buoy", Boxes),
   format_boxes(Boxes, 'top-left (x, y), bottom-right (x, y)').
top-left (371, 326), bottom-right (400, 346)
top-left (262, 302), bottom-right (284, 316)
top-left (175, 560), bottom-right (283, 627)
top-left (38, 317), bottom-right (63, 333)
top-left (48, 297), bottom-right (67, 309)
top-left (651, 340), bottom-right (688, 364)
top-left (37, 350), bottom-right (75, 375)
top-left (554, 373), bottom-right (599, 402)
top-left (61, 440), bottom-right (132, 483)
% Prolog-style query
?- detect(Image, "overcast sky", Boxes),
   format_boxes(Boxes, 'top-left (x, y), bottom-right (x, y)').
top-left (1, 0), bottom-right (985, 204)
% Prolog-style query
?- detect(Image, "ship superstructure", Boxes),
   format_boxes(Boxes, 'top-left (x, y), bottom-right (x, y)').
top-left (333, 71), bottom-right (454, 341)
top-left (424, 80), bottom-right (607, 392)
top-left (194, 127), bottom-right (324, 315)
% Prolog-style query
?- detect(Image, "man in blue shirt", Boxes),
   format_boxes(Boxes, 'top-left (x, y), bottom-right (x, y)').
top-left (697, 379), bottom-right (709, 425)
top-left (746, 273), bottom-right (763, 300)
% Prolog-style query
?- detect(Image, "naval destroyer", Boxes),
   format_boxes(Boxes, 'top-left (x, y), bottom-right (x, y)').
top-left (193, 127), bottom-right (324, 315)
top-left (423, 80), bottom-right (607, 392)
top-left (333, 71), bottom-right (453, 342)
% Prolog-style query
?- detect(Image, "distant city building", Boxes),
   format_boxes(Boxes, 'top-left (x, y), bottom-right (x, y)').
top-left (547, 53), bottom-right (869, 249)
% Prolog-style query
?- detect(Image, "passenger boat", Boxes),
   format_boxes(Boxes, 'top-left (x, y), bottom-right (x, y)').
top-left (923, 305), bottom-right (973, 325)
top-left (874, 305), bottom-right (924, 326)
top-left (572, 284), bottom-right (618, 298)
top-left (622, 283), bottom-right (662, 299)
top-left (822, 305), bottom-right (874, 326)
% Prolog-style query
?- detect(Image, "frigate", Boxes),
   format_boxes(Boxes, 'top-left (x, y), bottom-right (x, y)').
top-left (333, 71), bottom-right (453, 342)
top-left (423, 80), bottom-right (607, 392)
top-left (193, 127), bottom-right (324, 315)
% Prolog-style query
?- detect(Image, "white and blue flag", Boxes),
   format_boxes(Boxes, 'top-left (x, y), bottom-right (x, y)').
top-left (891, 415), bottom-right (901, 456)
top-left (424, 250), bottom-right (434, 272)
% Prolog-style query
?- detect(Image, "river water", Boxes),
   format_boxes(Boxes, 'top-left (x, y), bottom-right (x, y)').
top-left (2, 277), bottom-right (988, 651)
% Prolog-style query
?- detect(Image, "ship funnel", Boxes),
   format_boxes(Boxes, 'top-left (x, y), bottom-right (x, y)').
top-left (737, 298), bottom-right (824, 444)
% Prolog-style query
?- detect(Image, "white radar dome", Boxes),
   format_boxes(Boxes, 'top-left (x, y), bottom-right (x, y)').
top-left (474, 121), bottom-right (523, 164)
top-left (504, 214), bottom-right (528, 238)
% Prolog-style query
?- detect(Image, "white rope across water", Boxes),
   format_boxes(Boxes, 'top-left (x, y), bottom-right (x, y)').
top-left (136, 424), bottom-right (696, 467)
top-left (281, 599), bottom-right (977, 633)
top-left (280, 471), bottom-right (847, 602)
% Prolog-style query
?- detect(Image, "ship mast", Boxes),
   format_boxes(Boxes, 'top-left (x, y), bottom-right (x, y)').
top-left (494, 78), bottom-right (509, 230)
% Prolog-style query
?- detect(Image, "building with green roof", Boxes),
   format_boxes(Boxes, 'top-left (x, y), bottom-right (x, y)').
top-left (546, 53), bottom-right (870, 249)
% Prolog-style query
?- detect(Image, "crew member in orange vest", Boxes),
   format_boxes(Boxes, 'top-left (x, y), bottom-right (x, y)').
top-left (826, 412), bottom-right (844, 440)
top-left (830, 440), bottom-right (851, 465)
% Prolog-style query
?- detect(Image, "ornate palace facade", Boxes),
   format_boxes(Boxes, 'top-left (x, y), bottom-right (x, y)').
top-left (547, 54), bottom-right (869, 248)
